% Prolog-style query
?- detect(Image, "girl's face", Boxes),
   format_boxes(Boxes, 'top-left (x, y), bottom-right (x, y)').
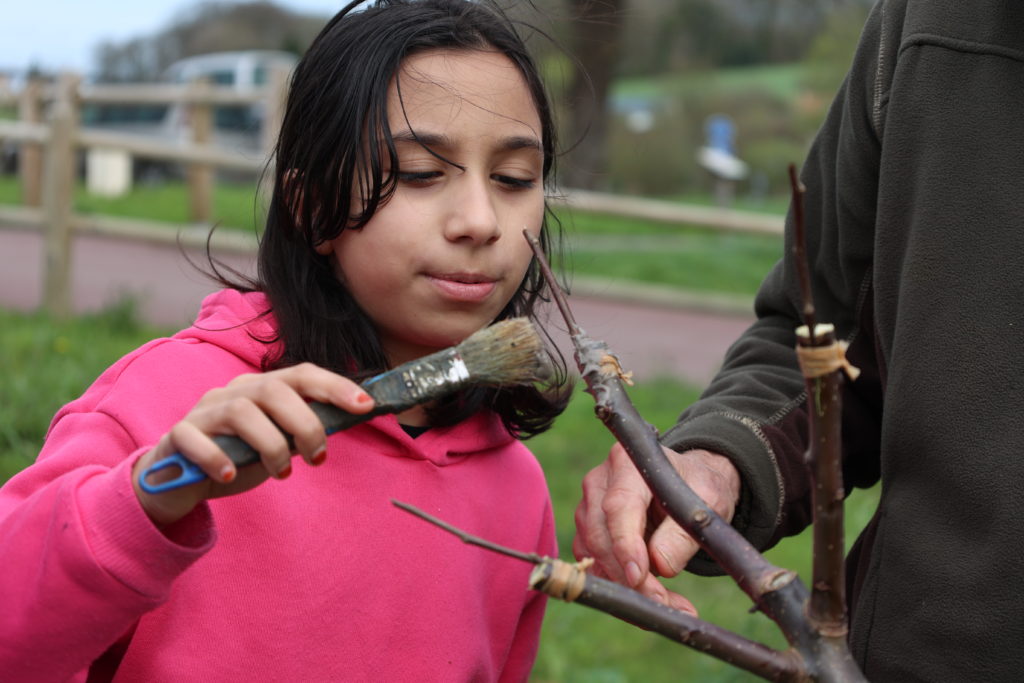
top-left (317, 49), bottom-right (545, 367)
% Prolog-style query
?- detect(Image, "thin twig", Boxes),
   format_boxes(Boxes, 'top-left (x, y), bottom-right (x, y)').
top-left (788, 165), bottom-right (850, 635)
top-left (524, 229), bottom-right (580, 335)
top-left (393, 500), bottom-right (803, 681)
top-left (789, 164), bottom-right (817, 342)
top-left (391, 499), bottom-right (543, 564)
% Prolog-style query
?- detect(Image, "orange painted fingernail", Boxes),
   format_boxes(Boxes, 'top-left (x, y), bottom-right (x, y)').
top-left (220, 465), bottom-right (236, 483)
top-left (277, 464), bottom-right (292, 480)
top-left (355, 391), bottom-right (373, 404)
top-left (311, 448), bottom-right (327, 466)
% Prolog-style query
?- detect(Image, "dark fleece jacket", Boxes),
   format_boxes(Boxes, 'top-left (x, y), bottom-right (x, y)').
top-left (662, 1), bottom-right (1024, 679)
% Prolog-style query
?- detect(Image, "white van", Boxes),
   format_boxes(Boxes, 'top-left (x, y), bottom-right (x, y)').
top-left (81, 50), bottom-right (298, 178)
top-left (160, 50), bottom-right (298, 151)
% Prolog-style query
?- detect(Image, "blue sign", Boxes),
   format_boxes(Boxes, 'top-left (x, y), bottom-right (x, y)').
top-left (705, 114), bottom-right (736, 155)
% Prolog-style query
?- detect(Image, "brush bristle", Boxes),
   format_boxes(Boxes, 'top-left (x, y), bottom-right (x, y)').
top-left (456, 318), bottom-right (552, 385)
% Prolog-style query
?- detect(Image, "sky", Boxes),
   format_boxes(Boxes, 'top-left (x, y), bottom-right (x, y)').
top-left (0, 0), bottom-right (348, 75)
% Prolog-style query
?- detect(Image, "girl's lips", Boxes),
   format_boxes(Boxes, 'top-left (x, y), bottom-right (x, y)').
top-left (426, 274), bottom-right (498, 302)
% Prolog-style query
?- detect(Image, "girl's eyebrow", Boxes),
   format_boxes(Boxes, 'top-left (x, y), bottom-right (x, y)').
top-left (392, 130), bottom-right (542, 153)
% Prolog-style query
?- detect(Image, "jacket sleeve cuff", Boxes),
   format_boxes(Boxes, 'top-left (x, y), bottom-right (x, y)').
top-left (660, 411), bottom-right (784, 576)
top-left (77, 450), bottom-right (216, 599)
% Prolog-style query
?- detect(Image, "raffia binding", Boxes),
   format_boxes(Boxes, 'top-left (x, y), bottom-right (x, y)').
top-left (530, 557), bottom-right (595, 602)
top-left (599, 353), bottom-right (634, 386)
top-left (795, 324), bottom-right (861, 381)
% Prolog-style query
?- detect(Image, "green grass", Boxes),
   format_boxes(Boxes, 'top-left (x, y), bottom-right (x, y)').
top-left (1, 305), bottom-right (878, 681)
top-left (0, 174), bottom-right (264, 232)
top-left (614, 63), bottom-right (807, 103)
top-left (77, 179), bottom-right (267, 232)
top-left (554, 209), bottom-right (783, 296)
top-left (0, 300), bottom-right (168, 482)
top-left (667, 191), bottom-right (792, 216)
top-left (0, 176), bottom-right (18, 204)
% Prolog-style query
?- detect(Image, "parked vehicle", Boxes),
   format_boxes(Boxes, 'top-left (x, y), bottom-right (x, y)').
top-left (80, 50), bottom-right (298, 180)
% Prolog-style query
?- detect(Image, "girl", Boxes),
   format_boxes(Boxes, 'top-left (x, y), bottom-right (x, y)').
top-left (0, 1), bottom-right (572, 680)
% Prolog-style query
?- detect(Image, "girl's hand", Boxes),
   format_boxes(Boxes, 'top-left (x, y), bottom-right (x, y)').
top-left (131, 363), bottom-right (374, 527)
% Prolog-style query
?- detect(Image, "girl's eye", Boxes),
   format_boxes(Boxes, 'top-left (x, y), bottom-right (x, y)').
top-left (397, 171), bottom-right (442, 185)
top-left (494, 175), bottom-right (536, 190)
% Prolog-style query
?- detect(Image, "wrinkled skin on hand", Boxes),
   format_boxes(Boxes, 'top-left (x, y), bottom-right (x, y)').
top-left (572, 444), bottom-right (741, 615)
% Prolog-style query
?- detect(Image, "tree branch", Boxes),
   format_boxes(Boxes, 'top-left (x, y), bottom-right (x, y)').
top-left (392, 499), bottom-right (803, 682)
top-left (524, 230), bottom-right (866, 681)
top-left (789, 168), bottom-right (851, 635)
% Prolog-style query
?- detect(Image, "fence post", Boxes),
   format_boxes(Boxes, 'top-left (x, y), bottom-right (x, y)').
top-left (261, 64), bottom-right (290, 158)
top-left (41, 72), bottom-right (80, 319)
top-left (19, 77), bottom-right (44, 207)
top-left (187, 78), bottom-right (213, 223)
top-left (257, 64), bottom-right (290, 214)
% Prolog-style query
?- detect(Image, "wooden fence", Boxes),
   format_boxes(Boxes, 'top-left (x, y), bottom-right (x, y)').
top-left (0, 73), bottom-right (783, 318)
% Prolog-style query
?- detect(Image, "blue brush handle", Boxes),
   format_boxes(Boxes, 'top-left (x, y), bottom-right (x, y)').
top-left (138, 453), bottom-right (207, 494)
top-left (136, 402), bottom-right (386, 495)
top-left (137, 345), bottom-right (467, 495)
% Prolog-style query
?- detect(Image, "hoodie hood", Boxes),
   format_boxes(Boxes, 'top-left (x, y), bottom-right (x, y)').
top-left (176, 289), bottom-right (276, 369)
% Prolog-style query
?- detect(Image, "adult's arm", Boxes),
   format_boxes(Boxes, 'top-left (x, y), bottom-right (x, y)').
top-left (576, 0), bottom-right (901, 585)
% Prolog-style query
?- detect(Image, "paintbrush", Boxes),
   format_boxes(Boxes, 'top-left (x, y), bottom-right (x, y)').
top-left (138, 317), bottom-right (551, 494)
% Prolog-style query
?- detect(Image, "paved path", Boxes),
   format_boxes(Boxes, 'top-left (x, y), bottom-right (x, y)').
top-left (0, 228), bottom-right (755, 386)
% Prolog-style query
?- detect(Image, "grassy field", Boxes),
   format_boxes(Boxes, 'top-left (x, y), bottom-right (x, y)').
top-left (614, 63), bottom-right (808, 103)
top-left (0, 174), bottom-right (267, 234)
top-left (0, 301), bottom-right (169, 481)
top-left (0, 304), bottom-right (878, 681)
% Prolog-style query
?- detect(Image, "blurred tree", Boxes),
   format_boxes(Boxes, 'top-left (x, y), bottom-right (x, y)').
top-left (93, 1), bottom-right (327, 82)
top-left (556, 0), bottom-right (876, 193)
top-left (801, 3), bottom-right (874, 100)
top-left (619, 0), bottom-right (876, 75)
top-left (618, 0), bottom-right (731, 74)
top-left (559, 0), bottom-right (627, 191)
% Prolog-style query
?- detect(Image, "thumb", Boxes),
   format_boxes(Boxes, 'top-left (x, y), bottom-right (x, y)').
top-left (649, 518), bottom-right (702, 578)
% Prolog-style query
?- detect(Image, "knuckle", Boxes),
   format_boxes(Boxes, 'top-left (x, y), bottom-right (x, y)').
top-left (196, 386), bottom-right (228, 408)
top-left (292, 362), bottom-right (322, 383)
top-left (227, 372), bottom-right (258, 388)
top-left (224, 397), bottom-right (255, 422)
top-left (167, 421), bottom-right (193, 444)
top-left (600, 486), bottom-right (636, 518)
top-left (256, 377), bottom-right (288, 402)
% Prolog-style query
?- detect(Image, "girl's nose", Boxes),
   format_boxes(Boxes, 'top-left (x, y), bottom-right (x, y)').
top-left (444, 176), bottom-right (501, 245)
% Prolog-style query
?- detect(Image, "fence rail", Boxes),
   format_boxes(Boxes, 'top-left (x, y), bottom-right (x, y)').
top-left (0, 73), bottom-right (783, 318)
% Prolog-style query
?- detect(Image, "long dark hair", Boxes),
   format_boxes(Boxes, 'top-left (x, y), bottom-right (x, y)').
top-left (220, 0), bottom-right (570, 437)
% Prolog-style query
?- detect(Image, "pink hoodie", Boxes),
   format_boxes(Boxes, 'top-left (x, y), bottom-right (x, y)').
top-left (0, 290), bottom-right (557, 682)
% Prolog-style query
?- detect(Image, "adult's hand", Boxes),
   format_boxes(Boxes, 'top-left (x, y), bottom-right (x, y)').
top-left (572, 444), bottom-right (741, 615)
